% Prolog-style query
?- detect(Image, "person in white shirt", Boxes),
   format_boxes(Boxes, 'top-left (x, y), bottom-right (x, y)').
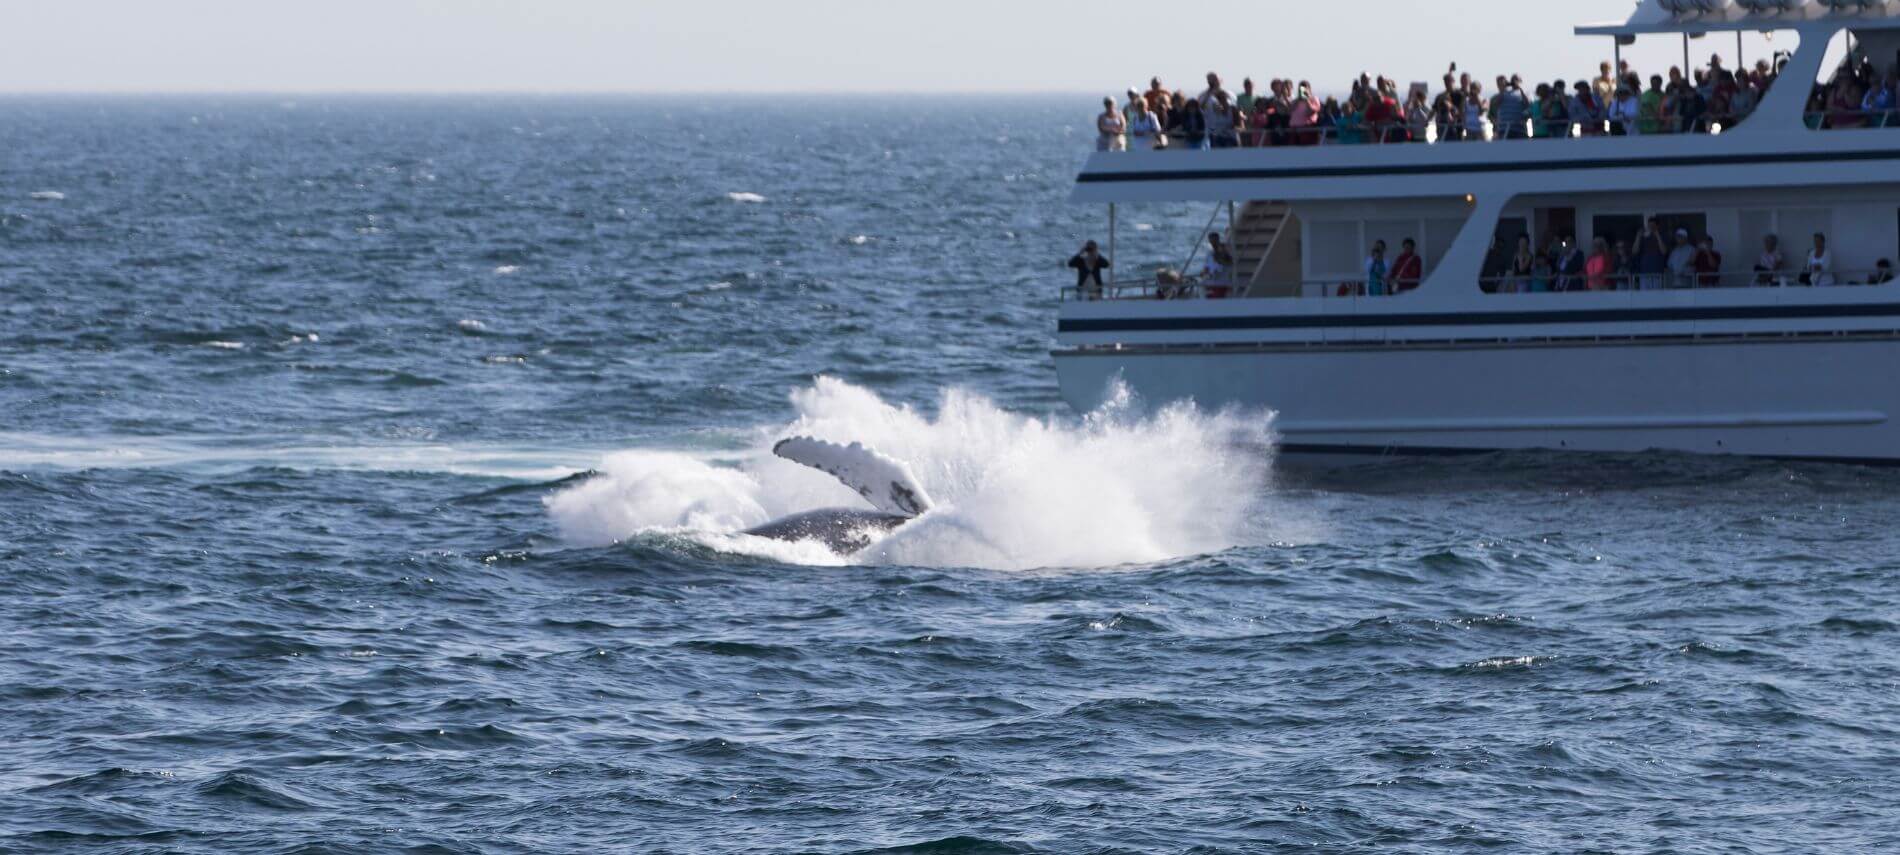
top-left (1096, 97), bottom-right (1127, 152)
top-left (1754, 234), bottom-right (1784, 285)
top-left (1667, 228), bottom-right (1696, 289)
top-left (1806, 233), bottom-right (1835, 287)
top-left (1126, 101), bottom-right (1164, 150)
top-left (1609, 85), bottom-right (1642, 136)
top-left (1196, 72), bottom-right (1231, 111)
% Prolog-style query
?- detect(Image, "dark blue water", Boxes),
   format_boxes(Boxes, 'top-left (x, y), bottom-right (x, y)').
top-left (3, 97), bottom-right (1898, 853)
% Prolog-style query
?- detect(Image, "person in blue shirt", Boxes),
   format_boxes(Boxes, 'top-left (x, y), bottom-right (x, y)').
top-left (1862, 70), bottom-right (1898, 128)
top-left (1495, 77), bottom-right (1531, 139)
top-left (1365, 241), bottom-right (1389, 296)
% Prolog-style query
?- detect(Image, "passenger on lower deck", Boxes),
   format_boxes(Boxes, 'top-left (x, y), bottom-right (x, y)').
top-left (1805, 233), bottom-right (1835, 286)
top-left (1364, 240), bottom-right (1388, 296)
top-left (1068, 241), bottom-right (1110, 299)
top-left (1667, 228), bottom-right (1696, 289)
top-left (1586, 237), bottom-right (1613, 291)
top-left (1755, 234), bottom-right (1784, 285)
top-left (1555, 235), bottom-right (1585, 291)
top-left (1389, 239), bottom-right (1423, 293)
top-left (1636, 218), bottom-right (1669, 290)
top-left (1694, 236), bottom-right (1723, 288)
top-left (1872, 259), bottom-right (1895, 285)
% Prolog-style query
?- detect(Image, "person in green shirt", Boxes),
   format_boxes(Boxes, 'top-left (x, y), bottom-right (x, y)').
top-left (1236, 77), bottom-right (1259, 113)
top-left (1639, 74), bottom-right (1665, 134)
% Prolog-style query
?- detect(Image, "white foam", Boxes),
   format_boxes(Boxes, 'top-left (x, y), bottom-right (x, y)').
top-left (29, 191), bottom-right (65, 201)
top-left (726, 192), bottom-right (767, 204)
top-left (457, 319), bottom-right (487, 332)
top-left (0, 433), bottom-right (593, 481)
top-left (545, 377), bottom-right (1279, 570)
top-left (493, 265), bottom-right (520, 275)
top-left (203, 341), bottom-right (245, 350)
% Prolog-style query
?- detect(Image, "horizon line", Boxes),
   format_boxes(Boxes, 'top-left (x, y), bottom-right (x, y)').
top-left (0, 89), bottom-right (1118, 98)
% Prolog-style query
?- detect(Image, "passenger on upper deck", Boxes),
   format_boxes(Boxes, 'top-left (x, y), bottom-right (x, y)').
top-left (1197, 73), bottom-right (1231, 111)
top-left (1494, 78), bottom-right (1531, 139)
top-left (1096, 98), bottom-right (1127, 152)
top-left (1609, 82), bottom-right (1642, 135)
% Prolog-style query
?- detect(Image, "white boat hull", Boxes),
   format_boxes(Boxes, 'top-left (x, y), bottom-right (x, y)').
top-left (1055, 336), bottom-right (1900, 463)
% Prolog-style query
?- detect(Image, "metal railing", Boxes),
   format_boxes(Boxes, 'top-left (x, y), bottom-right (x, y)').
top-left (1060, 276), bottom-right (1414, 301)
top-left (1060, 269), bottom-right (1894, 301)
top-left (1803, 108), bottom-right (1900, 129)
top-left (1093, 93), bottom-right (1900, 151)
top-left (1481, 268), bottom-right (1895, 293)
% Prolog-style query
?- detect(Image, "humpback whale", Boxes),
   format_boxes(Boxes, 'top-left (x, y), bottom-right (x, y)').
top-left (742, 436), bottom-right (934, 554)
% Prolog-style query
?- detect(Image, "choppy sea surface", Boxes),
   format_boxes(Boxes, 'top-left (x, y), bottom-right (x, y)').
top-left (2, 97), bottom-right (1898, 853)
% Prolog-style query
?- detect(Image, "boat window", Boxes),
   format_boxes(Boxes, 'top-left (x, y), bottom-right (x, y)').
top-left (1592, 215), bottom-right (1645, 255)
top-left (1423, 218), bottom-right (1464, 273)
top-left (1309, 221), bottom-right (1362, 275)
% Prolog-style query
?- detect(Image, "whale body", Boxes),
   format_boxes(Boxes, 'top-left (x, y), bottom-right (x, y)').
top-left (742, 437), bottom-right (932, 554)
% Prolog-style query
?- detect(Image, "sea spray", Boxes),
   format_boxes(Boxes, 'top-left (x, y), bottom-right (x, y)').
top-left (545, 377), bottom-right (1277, 569)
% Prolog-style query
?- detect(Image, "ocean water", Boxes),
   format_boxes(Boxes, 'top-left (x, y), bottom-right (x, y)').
top-left (2, 96), bottom-right (1898, 853)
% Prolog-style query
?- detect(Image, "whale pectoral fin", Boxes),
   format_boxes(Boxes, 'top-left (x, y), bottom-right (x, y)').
top-left (771, 436), bottom-right (934, 518)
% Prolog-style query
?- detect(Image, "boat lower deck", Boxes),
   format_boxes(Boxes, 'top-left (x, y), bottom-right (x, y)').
top-left (1054, 333), bottom-right (1900, 463)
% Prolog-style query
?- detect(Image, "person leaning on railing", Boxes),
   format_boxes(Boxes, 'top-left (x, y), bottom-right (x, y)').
top-left (1068, 241), bottom-right (1110, 299)
top-left (1096, 98), bottom-right (1127, 152)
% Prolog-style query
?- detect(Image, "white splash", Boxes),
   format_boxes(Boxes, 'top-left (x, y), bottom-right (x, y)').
top-left (493, 265), bottom-right (520, 275)
top-left (457, 319), bottom-right (487, 332)
top-left (726, 192), bottom-right (767, 204)
top-left (203, 340), bottom-right (245, 350)
top-left (29, 190), bottom-right (65, 201)
top-left (545, 377), bottom-right (1277, 570)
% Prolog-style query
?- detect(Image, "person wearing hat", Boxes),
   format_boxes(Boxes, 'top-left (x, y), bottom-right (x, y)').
top-left (1068, 241), bottom-right (1111, 300)
top-left (1667, 228), bottom-right (1696, 289)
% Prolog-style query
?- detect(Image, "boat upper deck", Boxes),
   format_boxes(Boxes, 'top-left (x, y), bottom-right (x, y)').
top-left (1076, 0), bottom-right (1900, 204)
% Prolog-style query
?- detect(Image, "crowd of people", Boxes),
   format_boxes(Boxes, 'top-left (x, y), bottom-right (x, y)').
top-left (1806, 54), bottom-right (1900, 129)
top-left (1093, 53), bottom-right (1898, 150)
top-left (1470, 226), bottom-right (1892, 293)
top-left (1071, 226), bottom-right (1893, 299)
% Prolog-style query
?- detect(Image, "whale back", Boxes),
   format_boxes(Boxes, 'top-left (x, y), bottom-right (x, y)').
top-left (772, 436), bottom-right (934, 518)
top-left (742, 508), bottom-right (910, 555)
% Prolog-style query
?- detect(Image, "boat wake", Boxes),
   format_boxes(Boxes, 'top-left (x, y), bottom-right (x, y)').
top-left (545, 377), bottom-right (1281, 570)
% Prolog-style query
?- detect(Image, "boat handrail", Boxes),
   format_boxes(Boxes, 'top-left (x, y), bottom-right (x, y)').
top-left (1060, 270), bottom-right (1894, 301)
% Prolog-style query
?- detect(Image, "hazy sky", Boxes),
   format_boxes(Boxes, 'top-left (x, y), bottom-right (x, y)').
top-left (0, 0), bottom-right (1793, 94)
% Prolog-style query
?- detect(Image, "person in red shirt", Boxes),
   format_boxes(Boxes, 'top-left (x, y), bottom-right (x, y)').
top-left (1365, 81), bottom-right (1401, 143)
top-left (1389, 238), bottom-right (1424, 292)
top-left (1693, 235), bottom-right (1724, 288)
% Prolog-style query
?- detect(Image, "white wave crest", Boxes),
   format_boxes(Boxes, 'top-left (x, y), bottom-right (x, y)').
top-left (725, 192), bottom-right (767, 204)
top-left (30, 190), bottom-right (66, 201)
top-left (544, 377), bottom-right (1278, 570)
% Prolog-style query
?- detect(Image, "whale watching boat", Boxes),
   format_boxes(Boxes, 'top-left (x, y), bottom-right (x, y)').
top-left (1056, 0), bottom-right (1900, 464)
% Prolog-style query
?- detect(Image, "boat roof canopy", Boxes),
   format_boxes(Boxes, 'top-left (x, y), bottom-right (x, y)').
top-left (1576, 0), bottom-right (1900, 38)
